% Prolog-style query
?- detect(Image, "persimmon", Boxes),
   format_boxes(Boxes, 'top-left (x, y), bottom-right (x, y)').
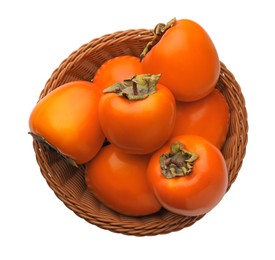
top-left (29, 80), bottom-right (105, 165)
top-left (85, 144), bottom-right (161, 216)
top-left (141, 18), bottom-right (220, 102)
top-left (93, 55), bottom-right (144, 93)
top-left (171, 89), bottom-right (230, 149)
top-left (98, 74), bottom-right (176, 154)
top-left (147, 135), bottom-right (228, 216)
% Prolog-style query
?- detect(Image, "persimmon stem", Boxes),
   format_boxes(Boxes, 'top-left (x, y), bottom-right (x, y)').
top-left (160, 141), bottom-right (198, 178)
top-left (132, 81), bottom-right (138, 96)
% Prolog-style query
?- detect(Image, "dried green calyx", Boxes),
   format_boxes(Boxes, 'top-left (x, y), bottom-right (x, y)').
top-left (28, 132), bottom-right (79, 168)
top-left (160, 141), bottom-right (199, 178)
top-left (103, 74), bottom-right (161, 100)
top-left (140, 17), bottom-right (176, 61)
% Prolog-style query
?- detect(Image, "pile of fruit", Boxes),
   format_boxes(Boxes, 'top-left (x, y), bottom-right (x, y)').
top-left (29, 18), bottom-right (230, 218)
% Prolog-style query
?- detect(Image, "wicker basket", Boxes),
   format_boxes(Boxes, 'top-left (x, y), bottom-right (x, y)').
top-left (32, 29), bottom-right (248, 236)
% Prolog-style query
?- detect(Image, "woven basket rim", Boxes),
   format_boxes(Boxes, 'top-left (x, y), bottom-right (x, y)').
top-left (32, 28), bottom-right (248, 236)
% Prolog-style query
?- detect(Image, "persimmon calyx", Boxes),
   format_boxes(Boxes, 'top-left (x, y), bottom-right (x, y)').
top-left (103, 74), bottom-right (161, 100)
top-left (160, 141), bottom-right (198, 178)
top-left (28, 132), bottom-right (79, 168)
top-left (140, 17), bottom-right (176, 61)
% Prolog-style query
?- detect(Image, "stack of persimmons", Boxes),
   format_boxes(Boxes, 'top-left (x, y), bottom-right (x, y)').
top-left (29, 18), bottom-right (230, 218)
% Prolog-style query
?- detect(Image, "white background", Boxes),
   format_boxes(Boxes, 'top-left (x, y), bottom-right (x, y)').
top-left (1, 0), bottom-right (274, 259)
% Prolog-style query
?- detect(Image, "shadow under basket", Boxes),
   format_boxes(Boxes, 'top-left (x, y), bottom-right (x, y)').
top-left (32, 29), bottom-right (248, 236)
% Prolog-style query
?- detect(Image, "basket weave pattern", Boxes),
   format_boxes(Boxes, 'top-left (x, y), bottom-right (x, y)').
top-left (32, 29), bottom-right (248, 236)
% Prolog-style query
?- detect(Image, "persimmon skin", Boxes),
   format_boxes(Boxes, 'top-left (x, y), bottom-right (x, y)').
top-left (85, 145), bottom-right (161, 216)
top-left (29, 80), bottom-right (105, 164)
top-left (171, 89), bottom-right (230, 149)
top-left (141, 19), bottom-right (220, 102)
top-left (93, 55), bottom-right (144, 93)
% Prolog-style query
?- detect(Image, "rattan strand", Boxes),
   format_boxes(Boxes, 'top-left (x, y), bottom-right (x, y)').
top-left (32, 29), bottom-right (248, 236)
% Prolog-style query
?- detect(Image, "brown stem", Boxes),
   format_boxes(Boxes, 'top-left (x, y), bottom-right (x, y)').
top-left (132, 81), bottom-right (138, 96)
